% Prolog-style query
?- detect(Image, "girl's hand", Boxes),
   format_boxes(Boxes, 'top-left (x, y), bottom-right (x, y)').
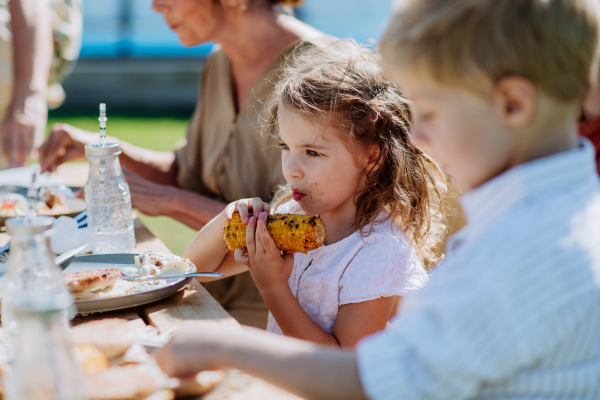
top-left (234, 213), bottom-right (294, 292)
top-left (224, 197), bottom-right (270, 224)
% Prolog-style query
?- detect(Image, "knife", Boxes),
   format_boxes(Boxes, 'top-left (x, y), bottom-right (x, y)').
top-left (54, 243), bottom-right (89, 266)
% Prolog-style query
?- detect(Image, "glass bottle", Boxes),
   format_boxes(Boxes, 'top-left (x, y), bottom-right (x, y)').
top-left (84, 142), bottom-right (136, 253)
top-left (4, 299), bottom-right (86, 400)
top-left (0, 216), bottom-right (74, 360)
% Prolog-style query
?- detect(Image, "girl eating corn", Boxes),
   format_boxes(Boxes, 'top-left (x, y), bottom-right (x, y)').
top-left (184, 40), bottom-right (447, 348)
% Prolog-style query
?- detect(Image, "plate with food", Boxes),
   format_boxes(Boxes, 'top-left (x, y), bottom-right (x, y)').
top-left (62, 251), bottom-right (197, 314)
top-left (0, 185), bottom-right (86, 225)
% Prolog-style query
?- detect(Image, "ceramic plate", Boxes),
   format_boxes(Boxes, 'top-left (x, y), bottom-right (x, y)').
top-left (62, 253), bottom-right (194, 314)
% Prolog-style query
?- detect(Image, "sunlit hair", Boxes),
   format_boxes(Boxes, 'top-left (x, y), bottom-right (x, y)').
top-left (266, 39), bottom-right (448, 267)
top-left (381, 0), bottom-right (600, 101)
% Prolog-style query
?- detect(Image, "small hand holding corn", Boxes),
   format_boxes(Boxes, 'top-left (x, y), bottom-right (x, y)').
top-left (225, 213), bottom-right (327, 254)
top-left (224, 197), bottom-right (327, 254)
top-left (224, 197), bottom-right (325, 292)
top-left (236, 212), bottom-right (296, 292)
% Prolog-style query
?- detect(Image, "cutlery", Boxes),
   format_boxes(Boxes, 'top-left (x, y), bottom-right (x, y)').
top-left (0, 242), bottom-right (89, 266)
top-left (54, 243), bottom-right (89, 266)
top-left (119, 272), bottom-right (223, 281)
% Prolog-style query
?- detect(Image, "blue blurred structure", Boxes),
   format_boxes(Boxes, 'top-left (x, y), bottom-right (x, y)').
top-left (80, 0), bottom-right (393, 58)
top-left (80, 0), bottom-right (213, 57)
top-left (56, 0), bottom-right (393, 114)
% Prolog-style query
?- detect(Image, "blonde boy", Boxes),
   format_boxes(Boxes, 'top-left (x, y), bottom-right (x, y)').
top-left (155, 1), bottom-right (600, 399)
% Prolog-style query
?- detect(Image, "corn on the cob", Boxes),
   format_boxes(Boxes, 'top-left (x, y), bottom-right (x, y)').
top-left (224, 213), bottom-right (326, 254)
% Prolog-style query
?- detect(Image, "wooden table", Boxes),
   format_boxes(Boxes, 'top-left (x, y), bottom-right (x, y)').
top-left (9, 163), bottom-right (304, 400)
top-left (74, 219), bottom-right (301, 400)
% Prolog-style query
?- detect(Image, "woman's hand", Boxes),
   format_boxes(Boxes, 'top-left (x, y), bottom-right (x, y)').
top-left (124, 168), bottom-right (175, 217)
top-left (224, 197), bottom-right (270, 223)
top-left (234, 213), bottom-right (294, 292)
top-left (0, 93), bottom-right (47, 167)
top-left (38, 123), bottom-right (98, 172)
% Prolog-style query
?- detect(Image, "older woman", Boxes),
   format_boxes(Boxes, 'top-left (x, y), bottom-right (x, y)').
top-left (38, 0), bottom-right (329, 328)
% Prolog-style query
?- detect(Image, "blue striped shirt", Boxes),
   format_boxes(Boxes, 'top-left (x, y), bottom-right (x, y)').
top-left (356, 140), bottom-right (600, 400)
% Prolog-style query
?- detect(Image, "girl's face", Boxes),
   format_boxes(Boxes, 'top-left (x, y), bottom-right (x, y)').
top-left (278, 106), bottom-right (370, 217)
top-left (152, 0), bottom-right (221, 47)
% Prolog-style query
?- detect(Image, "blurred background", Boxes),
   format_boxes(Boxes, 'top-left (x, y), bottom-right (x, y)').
top-left (49, 0), bottom-right (395, 255)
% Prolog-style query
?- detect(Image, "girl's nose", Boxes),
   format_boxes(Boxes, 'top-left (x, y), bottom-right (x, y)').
top-left (283, 154), bottom-right (303, 180)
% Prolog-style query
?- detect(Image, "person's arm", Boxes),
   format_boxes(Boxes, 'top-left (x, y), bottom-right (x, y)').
top-left (182, 197), bottom-right (273, 276)
top-left (156, 325), bottom-right (368, 400)
top-left (123, 169), bottom-right (225, 230)
top-left (39, 124), bottom-right (177, 186)
top-left (38, 124), bottom-right (229, 228)
top-left (1, 0), bottom-right (52, 167)
top-left (183, 209), bottom-right (248, 281)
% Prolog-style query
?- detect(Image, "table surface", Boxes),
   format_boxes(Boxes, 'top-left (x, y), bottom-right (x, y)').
top-left (5, 163), bottom-right (304, 400)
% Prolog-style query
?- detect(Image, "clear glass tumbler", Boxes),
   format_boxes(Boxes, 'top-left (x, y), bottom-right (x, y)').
top-left (84, 142), bottom-right (136, 254)
top-left (0, 216), bottom-right (74, 360)
top-left (4, 299), bottom-right (86, 400)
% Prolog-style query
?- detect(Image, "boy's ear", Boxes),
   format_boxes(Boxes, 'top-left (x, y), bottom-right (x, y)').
top-left (493, 76), bottom-right (537, 129)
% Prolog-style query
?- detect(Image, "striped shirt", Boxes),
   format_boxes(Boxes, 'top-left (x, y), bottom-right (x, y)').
top-left (356, 140), bottom-right (600, 400)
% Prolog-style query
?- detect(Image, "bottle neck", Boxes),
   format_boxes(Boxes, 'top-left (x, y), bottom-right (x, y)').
top-left (87, 155), bottom-right (124, 186)
top-left (4, 229), bottom-right (72, 309)
top-left (7, 231), bottom-right (54, 276)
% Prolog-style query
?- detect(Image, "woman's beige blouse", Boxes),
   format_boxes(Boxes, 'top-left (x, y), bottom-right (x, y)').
top-left (175, 46), bottom-right (287, 204)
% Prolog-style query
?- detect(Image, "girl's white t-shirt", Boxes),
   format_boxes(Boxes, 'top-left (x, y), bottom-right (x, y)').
top-left (267, 200), bottom-right (429, 335)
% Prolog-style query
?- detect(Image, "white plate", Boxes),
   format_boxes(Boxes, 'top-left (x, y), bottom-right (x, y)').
top-left (62, 253), bottom-right (195, 314)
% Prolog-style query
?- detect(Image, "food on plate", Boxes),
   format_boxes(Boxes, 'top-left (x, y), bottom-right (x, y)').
top-left (175, 370), bottom-right (226, 398)
top-left (71, 319), bottom-right (203, 400)
top-left (64, 269), bottom-right (133, 300)
top-left (0, 188), bottom-right (76, 219)
top-left (71, 319), bottom-right (138, 359)
top-left (134, 251), bottom-right (193, 276)
top-left (224, 213), bottom-right (327, 254)
top-left (40, 187), bottom-right (67, 209)
top-left (0, 193), bottom-right (27, 217)
top-left (85, 365), bottom-right (159, 400)
top-left (65, 268), bottom-right (121, 293)
top-left (71, 279), bottom-right (134, 300)
top-left (72, 345), bottom-right (110, 373)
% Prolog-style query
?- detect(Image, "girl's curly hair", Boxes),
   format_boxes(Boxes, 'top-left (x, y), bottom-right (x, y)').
top-left (267, 39), bottom-right (448, 267)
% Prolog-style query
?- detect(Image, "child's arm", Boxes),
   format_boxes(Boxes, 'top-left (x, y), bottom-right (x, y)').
top-left (241, 215), bottom-right (396, 347)
top-left (331, 297), bottom-right (398, 347)
top-left (156, 324), bottom-right (368, 400)
top-left (183, 197), bottom-right (270, 281)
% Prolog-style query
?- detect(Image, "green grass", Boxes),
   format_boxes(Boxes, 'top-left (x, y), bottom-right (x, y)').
top-left (46, 115), bottom-right (198, 256)
top-left (46, 116), bottom-right (190, 151)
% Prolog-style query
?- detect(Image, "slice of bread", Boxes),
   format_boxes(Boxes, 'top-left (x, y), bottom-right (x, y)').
top-left (71, 319), bottom-right (138, 359)
top-left (73, 279), bottom-right (134, 300)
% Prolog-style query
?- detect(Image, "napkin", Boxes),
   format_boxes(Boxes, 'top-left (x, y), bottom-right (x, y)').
top-left (50, 211), bottom-right (89, 254)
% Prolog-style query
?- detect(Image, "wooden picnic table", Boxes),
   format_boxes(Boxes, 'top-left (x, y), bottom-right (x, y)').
top-left (4, 162), bottom-right (303, 400)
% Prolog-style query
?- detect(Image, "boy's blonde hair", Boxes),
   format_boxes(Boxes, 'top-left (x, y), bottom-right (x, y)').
top-left (381, 0), bottom-right (600, 101)
top-left (267, 40), bottom-right (448, 267)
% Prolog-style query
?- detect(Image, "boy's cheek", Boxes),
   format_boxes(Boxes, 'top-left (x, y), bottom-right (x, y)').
top-left (409, 128), bottom-right (430, 149)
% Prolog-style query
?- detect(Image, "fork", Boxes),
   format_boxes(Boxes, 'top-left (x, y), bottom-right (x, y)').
top-left (119, 272), bottom-right (223, 281)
